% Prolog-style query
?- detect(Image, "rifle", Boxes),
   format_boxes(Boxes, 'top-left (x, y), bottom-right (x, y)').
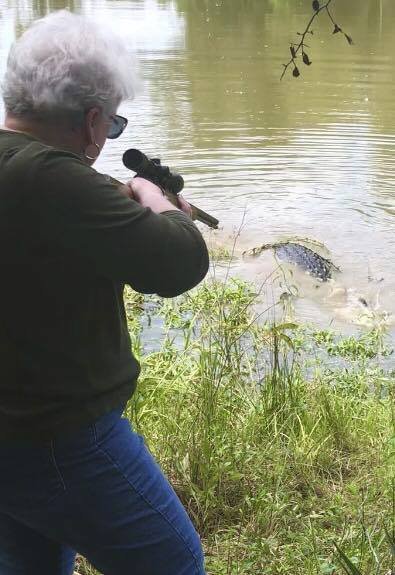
top-left (107, 149), bottom-right (219, 229)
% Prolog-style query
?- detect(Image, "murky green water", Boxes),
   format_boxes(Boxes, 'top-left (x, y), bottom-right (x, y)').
top-left (1, 0), bottom-right (394, 335)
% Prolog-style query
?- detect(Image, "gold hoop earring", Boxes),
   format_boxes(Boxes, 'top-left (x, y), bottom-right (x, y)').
top-left (84, 142), bottom-right (100, 161)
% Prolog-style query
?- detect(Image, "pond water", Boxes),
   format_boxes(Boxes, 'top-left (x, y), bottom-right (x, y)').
top-left (1, 0), bottom-right (394, 337)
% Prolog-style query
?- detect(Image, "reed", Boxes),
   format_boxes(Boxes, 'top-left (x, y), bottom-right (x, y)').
top-left (76, 274), bottom-right (394, 575)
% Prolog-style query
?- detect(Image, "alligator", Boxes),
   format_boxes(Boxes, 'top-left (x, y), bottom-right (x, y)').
top-left (244, 241), bottom-right (340, 281)
top-left (242, 241), bottom-right (392, 325)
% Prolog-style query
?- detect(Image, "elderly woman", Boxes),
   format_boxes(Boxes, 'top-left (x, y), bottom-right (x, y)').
top-left (0, 10), bottom-right (208, 575)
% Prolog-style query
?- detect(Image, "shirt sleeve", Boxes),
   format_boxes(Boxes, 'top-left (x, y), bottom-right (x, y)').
top-left (26, 147), bottom-right (209, 297)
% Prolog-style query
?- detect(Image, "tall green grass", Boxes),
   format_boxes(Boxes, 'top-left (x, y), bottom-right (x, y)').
top-left (77, 275), bottom-right (394, 575)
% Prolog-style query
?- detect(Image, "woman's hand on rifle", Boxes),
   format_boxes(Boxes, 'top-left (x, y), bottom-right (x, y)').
top-left (126, 177), bottom-right (193, 218)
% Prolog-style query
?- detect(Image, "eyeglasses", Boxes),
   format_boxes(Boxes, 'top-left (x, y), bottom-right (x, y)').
top-left (107, 114), bottom-right (128, 139)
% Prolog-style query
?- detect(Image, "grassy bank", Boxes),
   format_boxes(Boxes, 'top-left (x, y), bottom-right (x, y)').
top-left (77, 275), bottom-right (394, 575)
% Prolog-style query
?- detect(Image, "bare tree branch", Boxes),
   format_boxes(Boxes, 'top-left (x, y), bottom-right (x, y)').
top-left (281, 0), bottom-right (353, 80)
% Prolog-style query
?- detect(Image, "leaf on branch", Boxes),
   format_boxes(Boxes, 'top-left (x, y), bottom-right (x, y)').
top-left (344, 33), bottom-right (354, 45)
top-left (292, 66), bottom-right (300, 77)
top-left (290, 46), bottom-right (296, 58)
top-left (302, 52), bottom-right (312, 66)
top-left (312, 0), bottom-right (320, 12)
top-left (333, 24), bottom-right (342, 34)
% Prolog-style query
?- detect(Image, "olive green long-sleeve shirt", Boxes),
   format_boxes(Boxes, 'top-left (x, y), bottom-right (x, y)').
top-left (0, 131), bottom-right (209, 441)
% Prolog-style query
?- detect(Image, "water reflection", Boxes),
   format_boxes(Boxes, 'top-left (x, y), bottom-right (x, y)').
top-left (29, 0), bottom-right (77, 20)
top-left (2, 0), bottom-right (78, 31)
top-left (81, 0), bottom-right (185, 56)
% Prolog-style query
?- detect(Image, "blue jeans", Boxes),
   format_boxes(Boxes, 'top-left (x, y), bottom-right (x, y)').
top-left (0, 407), bottom-right (205, 575)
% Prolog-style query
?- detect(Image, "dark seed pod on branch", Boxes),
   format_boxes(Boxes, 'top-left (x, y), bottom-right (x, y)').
top-left (312, 0), bottom-right (320, 12)
top-left (281, 0), bottom-right (353, 80)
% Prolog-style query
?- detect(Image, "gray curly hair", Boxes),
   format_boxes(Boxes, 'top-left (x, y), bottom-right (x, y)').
top-left (2, 10), bottom-right (137, 121)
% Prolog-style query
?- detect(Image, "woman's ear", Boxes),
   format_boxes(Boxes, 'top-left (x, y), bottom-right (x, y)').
top-left (84, 107), bottom-right (101, 143)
